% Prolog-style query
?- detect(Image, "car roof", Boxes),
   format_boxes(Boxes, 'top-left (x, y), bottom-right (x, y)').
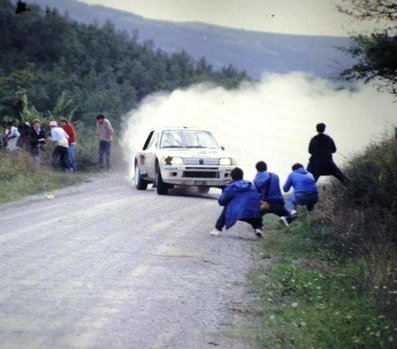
top-left (157, 127), bottom-right (210, 132)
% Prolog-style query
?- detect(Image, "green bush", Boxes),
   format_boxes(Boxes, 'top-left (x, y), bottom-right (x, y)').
top-left (0, 149), bottom-right (88, 203)
top-left (313, 137), bottom-right (397, 291)
top-left (0, 149), bottom-right (37, 179)
top-left (73, 122), bottom-right (126, 171)
top-left (250, 215), bottom-right (395, 349)
top-left (73, 123), bottom-right (98, 170)
top-left (250, 136), bottom-right (397, 348)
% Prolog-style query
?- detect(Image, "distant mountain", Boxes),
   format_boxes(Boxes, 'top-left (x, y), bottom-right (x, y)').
top-left (27, 0), bottom-right (355, 79)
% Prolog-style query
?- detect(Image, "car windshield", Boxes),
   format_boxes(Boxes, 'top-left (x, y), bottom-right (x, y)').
top-left (160, 130), bottom-right (220, 149)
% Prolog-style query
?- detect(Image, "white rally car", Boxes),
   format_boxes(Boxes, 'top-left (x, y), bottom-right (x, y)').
top-left (134, 127), bottom-right (237, 195)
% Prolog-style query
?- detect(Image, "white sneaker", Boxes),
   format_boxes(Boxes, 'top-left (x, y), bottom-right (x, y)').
top-left (279, 216), bottom-right (290, 228)
top-left (254, 228), bottom-right (263, 238)
top-left (210, 229), bottom-right (221, 236)
top-left (290, 209), bottom-right (298, 218)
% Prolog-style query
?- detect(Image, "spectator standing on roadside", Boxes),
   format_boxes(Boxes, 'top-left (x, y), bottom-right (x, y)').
top-left (253, 161), bottom-right (296, 227)
top-left (283, 163), bottom-right (319, 213)
top-left (16, 121), bottom-right (31, 151)
top-left (210, 167), bottom-right (264, 238)
top-left (3, 121), bottom-right (20, 151)
top-left (95, 114), bottom-right (113, 170)
top-left (307, 123), bottom-right (350, 185)
top-left (48, 120), bottom-right (70, 171)
top-left (29, 119), bottom-right (46, 164)
top-left (60, 118), bottom-right (77, 171)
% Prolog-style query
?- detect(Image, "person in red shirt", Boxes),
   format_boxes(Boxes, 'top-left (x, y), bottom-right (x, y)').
top-left (60, 118), bottom-right (77, 171)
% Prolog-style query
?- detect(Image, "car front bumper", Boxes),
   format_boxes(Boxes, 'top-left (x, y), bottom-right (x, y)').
top-left (160, 164), bottom-right (234, 187)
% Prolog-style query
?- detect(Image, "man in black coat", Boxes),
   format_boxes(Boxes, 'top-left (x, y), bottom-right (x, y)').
top-left (307, 123), bottom-right (350, 186)
top-left (29, 119), bottom-right (46, 164)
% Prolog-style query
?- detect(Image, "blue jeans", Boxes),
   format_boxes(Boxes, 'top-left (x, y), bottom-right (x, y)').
top-left (98, 140), bottom-right (111, 169)
top-left (287, 192), bottom-right (319, 212)
top-left (67, 143), bottom-right (76, 170)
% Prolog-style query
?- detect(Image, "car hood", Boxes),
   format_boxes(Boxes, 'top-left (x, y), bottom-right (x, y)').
top-left (158, 148), bottom-right (235, 158)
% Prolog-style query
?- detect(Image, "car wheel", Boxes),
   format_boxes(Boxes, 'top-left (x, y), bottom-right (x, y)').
top-left (156, 167), bottom-right (168, 195)
top-left (135, 162), bottom-right (148, 190)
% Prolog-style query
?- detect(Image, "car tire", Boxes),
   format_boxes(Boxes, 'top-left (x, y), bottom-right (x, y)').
top-left (156, 167), bottom-right (168, 195)
top-left (135, 162), bottom-right (148, 190)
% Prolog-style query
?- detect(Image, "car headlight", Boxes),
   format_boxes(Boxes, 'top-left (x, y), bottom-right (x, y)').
top-left (170, 157), bottom-right (184, 165)
top-left (163, 156), bottom-right (184, 165)
top-left (220, 158), bottom-right (236, 166)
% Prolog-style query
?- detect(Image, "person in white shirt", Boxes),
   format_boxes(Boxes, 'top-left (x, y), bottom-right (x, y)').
top-left (48, 120), bottom-right (71, 171)
top-left (3, 122), bottom-right (20, 150)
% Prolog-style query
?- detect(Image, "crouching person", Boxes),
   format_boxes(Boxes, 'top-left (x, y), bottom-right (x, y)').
top-left (253, 160), bottom-right (296, 228)
top-left (48, 121), bottom-right (70, 171)
top-left (283, 163), bottom-right (319, 214)
top-left (211, 167), bottom-right (263, 238)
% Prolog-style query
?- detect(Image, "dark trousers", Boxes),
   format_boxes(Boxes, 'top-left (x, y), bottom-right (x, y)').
top-left (215, 207), bottom-right (262, 230)
top-left (51, 146), bottom-right (69, 170)
top-left (308, 161), bottom-right (350, 186)
top-left (215, 208), bottom-right (226, 230)
top-left (98, 140), bottom-right (111, 169)
top-left (266, 200), bottom-right (295, 223)
top-left (313, 168), bottom-right (350, 186)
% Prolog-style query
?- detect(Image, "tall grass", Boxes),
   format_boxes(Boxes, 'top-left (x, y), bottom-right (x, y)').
top-left (315, 137), bottom-right (397, 313)
top-left (250, 135), bottom-right (397, 348)
top-left (0, 149), bottom-right (88, 203)
top-left (0, 132), bottom-right (127, 204)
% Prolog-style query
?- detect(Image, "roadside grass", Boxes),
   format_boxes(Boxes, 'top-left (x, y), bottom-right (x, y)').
top-left (0, 150), bottom-right (92, 204)
top-left (249, 214), bottom-right (396, 349)
top-left (248, 135), bottom-right (396, 348)
top-left (0, 137), bottom-right (128, 204)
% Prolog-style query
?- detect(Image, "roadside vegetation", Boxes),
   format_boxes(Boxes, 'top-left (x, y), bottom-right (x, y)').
top-left (250, 135), bottom-right (397, 348)
top-left (0, 149), bottom-right (87, 203)
top-left (0, 0), bottom-right (248, 128)
top-left (0, 0), bottom-right (248, 204)
top-left (338, 0), bottom-right (396, 97)
top-left (0, 128), bottom-right (129, 204)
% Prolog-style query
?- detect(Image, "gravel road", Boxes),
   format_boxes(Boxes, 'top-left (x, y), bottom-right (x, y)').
top-left (0, 172), bottom-right (261, 348)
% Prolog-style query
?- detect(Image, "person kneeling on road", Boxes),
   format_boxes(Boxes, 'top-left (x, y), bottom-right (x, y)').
top-left (283, 163), bottom-right (319, 213)
top-left (253, 160), bottom-right (296, 228)
top-left (210, 167), bottom-right (264, 238)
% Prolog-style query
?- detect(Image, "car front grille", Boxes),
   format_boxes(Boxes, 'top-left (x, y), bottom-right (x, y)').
top-left (182, 171), bottom-right (219, 178)
top-left (183, 158), bottom-right (219, 165)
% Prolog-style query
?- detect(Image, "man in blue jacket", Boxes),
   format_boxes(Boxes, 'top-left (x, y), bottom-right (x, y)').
top-left (253, 161), bottom-right (295, 227)
top-left (283, 163), bottom-right (319, 213)
top-left (211, 167), bottom-right (263, 238)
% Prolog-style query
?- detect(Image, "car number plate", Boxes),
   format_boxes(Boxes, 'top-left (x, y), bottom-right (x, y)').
top-left (194, 180), bottom-right (207, 185)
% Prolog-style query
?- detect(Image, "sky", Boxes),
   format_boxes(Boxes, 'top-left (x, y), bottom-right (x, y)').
top-left (79, 0), bottom-right (375, 37)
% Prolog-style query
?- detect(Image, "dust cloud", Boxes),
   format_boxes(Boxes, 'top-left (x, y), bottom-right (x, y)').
top-left (120, 72), bottom-right (396, 183)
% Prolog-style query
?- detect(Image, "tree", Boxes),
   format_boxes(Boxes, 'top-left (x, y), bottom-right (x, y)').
top-left (338, 0), bottom-right (397, 24)
top-left (0, 0), bottom-right (249, 130)
top-left (338, 0), bottom-right (397, 94)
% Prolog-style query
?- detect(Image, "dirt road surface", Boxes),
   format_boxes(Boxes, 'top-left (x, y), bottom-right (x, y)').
top-left (0, 172), bottom-right (260, 348)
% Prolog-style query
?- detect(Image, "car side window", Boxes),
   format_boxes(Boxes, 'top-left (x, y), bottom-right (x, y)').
top-left (142, 131), bottom-right (155, 150)
top-left (147, 131), bottom-right (158, 149)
